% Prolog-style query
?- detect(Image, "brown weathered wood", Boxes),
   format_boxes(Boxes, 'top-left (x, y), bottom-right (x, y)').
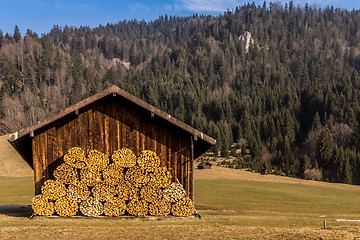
top-left (103, 102), bottom-right (110, 155)
top-left (33, 135), bottom-right (43, 195)
top-left (160, 125), bottom-right (166, 167)
top-left (154, 122), bottom-right (160, 159)
top-left (74, 113), bottom-right (81, 147)
top-left (78, 109), bottom-right (85, 150)
top-left (64, 118), bottom-right (71, 154)
top-left (180, 136), bottom-right (185, 193)
top-left (52, 126), bottom-right (59, 164)
top-left (173, 132), bottom-right (178, 182)
top-left (150, 120), bottom-right (156, 153)
top-left (28, 96), bottom-right (206, 199)
top-left (166, 129), bottom-right (172, 176)
top-left (47, 127), bottom-right (56, 179)
top-left (132, 109), bottom-right (140, 155)
top-left (57, 121), bottom-right (64, 159)
top-left (115, 104), bottom-right (121, 150)
top-left (119, 112), bottom-right (124, 149)
top-left (139, 124), bottom-right (145, 154)
top-left (190, 136), bottom-right (194, 201)
top-left (187, 142), bottom-right (192, 200)
top-left (47, 127), bottom-right (54, 166)
top-left (121, 106), bottom-right (129, 149)
top-left (69, 116), bottom-right (76, 149)
top-left (97, 102), bottom-right (105, 153)
top-left (41, 132), bottom-right (47, 179)
top-left (88, 107), bottom-right (94, 152)
top-left (92, 105), bottom-right (100, 152)
top-left (108, 100), bottom-right (117, 154)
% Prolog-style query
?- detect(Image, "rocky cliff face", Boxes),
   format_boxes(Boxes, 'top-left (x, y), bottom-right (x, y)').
top-left (239, 31), bottom-right (254, 53)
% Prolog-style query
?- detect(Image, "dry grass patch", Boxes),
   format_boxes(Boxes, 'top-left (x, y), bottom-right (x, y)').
top-left (0, 135), bottom-right (32, 177)
top-left (195, 166), bottom-right (360, 191)
top-left (1, 225), bottom-right (360, 239)
top-left (1, 167), bottom-right (360, 239)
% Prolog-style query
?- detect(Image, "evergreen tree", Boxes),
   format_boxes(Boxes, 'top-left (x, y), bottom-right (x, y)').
top-left (0, 29), bottom-right (3, 47)
top-left (302, 154), bottom-right (311, 175)
top-left (317, 127), bottom-right (335, 177)
top-left (13, 25), bottom-right (21, 42)
top-left (311, 112), bottom-right (321, 130)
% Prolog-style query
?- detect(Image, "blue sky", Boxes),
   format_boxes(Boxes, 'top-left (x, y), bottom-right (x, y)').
top-left (1, 0), bottom-right (360, 35)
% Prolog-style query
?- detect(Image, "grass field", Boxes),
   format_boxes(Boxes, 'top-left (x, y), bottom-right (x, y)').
top-left (1, 167), bottom-right (360, 239)
top-left (0, 134), bottom-right (32, 177)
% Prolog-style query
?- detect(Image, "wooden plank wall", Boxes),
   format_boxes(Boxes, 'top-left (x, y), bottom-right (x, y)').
top-left (32, 97), bottom-right (193, 200)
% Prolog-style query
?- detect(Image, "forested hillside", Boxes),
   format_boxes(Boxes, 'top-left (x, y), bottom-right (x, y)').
top-left (1, 1), bottom-right (360, 184)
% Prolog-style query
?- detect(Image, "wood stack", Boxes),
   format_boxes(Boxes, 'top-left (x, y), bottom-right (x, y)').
top-left (87, 150), bottom-right (109, 171)
top-left (125, 166), bottom-right (149, 188)
top-left (137, 150), bottom-right (160, 172)
top-left (91, 182), bottom-right (116, 202)
top-left (41, 180), bottom-right (67, 201)
top-left (31, 195), bottom-right (54, 216)
top-left (148, 198), bottom-right (171, 216)
top-left (66, 181), bottom-right (90, 202)
top-left (31, 148), bottom-right (196, 218)
top-left (54, 196), bottom-right (79, 217)
top-left (111, 148), bottom-right (137, 168)
top-left (54, 163), bottom-right (78, 185)
top-left (79, 196), bottom-right (104, 217)
top-left (104, 197), bottom-right (127, 216)
top-left (116, 179), bottom-right (137, 201)
top-left (103, 163), bottom-right (124, 186)
top-left (149, 167), bottom-right (172, 188)
top-left (64, 147), bottom-right (87, 169)
top-left (140, 182), bottom-right (162, 203)
top-left (171, 197), bottom-right (195, 217)
top-left (80, 166), bottom-right (102, 187)
top-left (163, 182), bottom-right (187, 203)
top-left (127, 199), bottom-right (148, 216)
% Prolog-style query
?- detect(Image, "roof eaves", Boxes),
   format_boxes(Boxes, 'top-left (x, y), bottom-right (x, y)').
top-left (8, 86), bottom-right (216, 147)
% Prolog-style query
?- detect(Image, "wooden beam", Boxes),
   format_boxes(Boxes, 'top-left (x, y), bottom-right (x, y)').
top-left (191, 136), bottom-right (194, 202)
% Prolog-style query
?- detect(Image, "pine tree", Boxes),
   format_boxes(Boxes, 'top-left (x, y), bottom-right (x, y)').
top-left (311, 111), bottom-right (321, 130)
top-left (13, 25), bottom-right (21, 42)
top-left (302, 154), bottom-right (311, 176)
top-left (0, 29), bottom-right (3, 47)
top-left (317, 127), bottom-right (335, 175)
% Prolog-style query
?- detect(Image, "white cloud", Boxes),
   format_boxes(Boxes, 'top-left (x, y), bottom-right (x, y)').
top-left (129, 2), bottom-right (150, 12)
top-left (179, 0), bottom-right (240, 12)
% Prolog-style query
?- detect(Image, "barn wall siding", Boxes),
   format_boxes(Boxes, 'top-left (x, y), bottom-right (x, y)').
top-left (33, 96), bottom-right (193, 199)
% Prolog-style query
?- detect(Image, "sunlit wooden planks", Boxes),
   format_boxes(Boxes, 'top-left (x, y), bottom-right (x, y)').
top-left (31, 96), bottom-right (194, 200)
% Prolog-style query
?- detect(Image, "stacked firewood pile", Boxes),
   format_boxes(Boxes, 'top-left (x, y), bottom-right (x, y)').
top-left (31, 147), bottom-right (195, 217)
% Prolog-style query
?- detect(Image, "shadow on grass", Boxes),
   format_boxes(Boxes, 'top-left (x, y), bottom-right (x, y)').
top-left (0, 205), bottom-right (32, 217)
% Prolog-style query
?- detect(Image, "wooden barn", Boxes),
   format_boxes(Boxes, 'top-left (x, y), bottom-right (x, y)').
top-left (197, 161), bottom-right (212, 169)
top-left (8, 86), bottom-right (216, 201)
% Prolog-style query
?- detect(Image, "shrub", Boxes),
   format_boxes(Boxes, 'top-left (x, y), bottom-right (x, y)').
top-left (304, 168), bottom-right (322, 181)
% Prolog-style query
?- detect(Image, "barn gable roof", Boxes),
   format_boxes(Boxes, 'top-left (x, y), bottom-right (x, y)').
top-left (8, 86), bottom-right (216, 166)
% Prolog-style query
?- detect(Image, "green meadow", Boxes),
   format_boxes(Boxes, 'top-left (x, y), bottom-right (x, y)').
top-left (1, 168), bottom-right (360, 239)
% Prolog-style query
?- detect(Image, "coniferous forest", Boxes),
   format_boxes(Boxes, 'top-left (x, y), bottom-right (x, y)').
top-left (1, 1), bottom-right (360, 184)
